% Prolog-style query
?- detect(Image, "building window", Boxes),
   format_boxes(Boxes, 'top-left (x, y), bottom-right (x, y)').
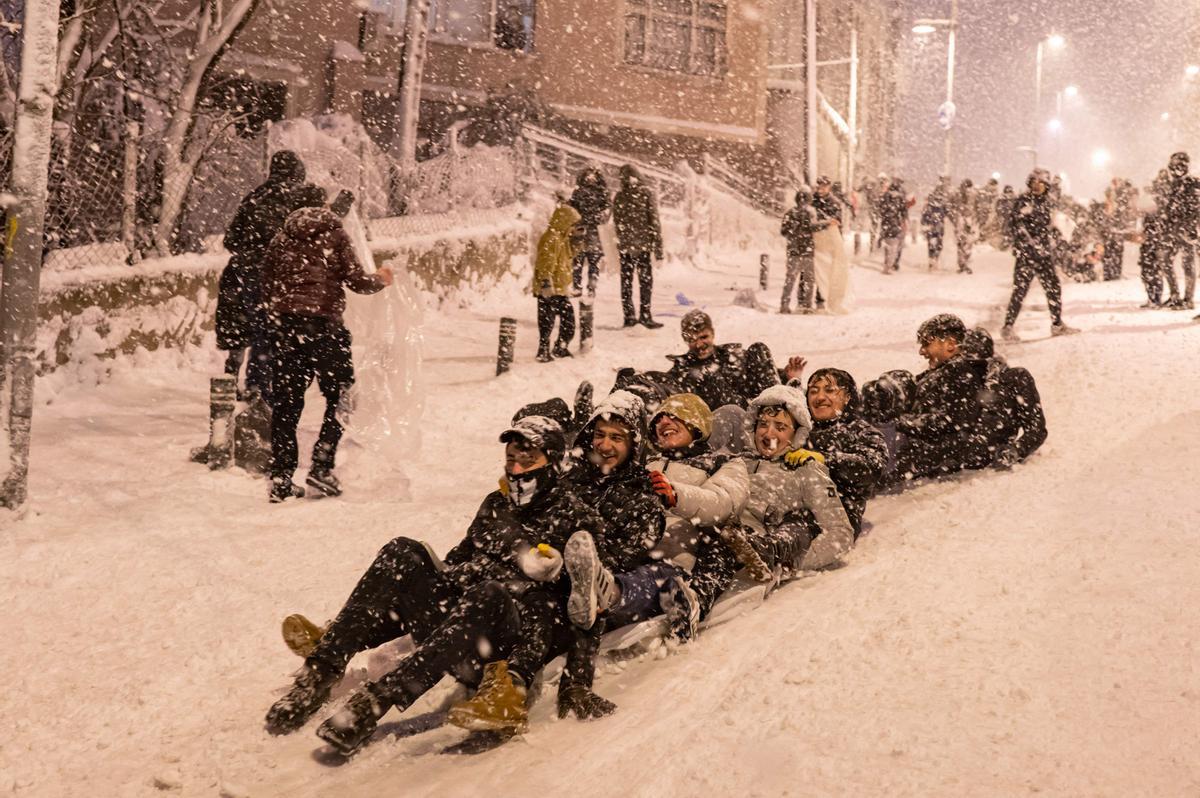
top-left (430, 0), bottom-right (536, 53)
top-left (624, 0), bottom-right (727, 77)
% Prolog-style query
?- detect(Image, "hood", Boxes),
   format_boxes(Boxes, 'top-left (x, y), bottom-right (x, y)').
top-left (574, 390), bottom-right (647, 471)
top-left (547, 204), bottom-right (581, 234)
top-left (500, 414), bottom-right (567, 470)
top-left (743, 384), bottom-right (812, 454)
top-left (619, 164), bottom-right (643, 188)
top-left (961, 327), bottom-right (995, 360)
top-left (651, 392), bottom-right (713, 444)
top-left (807, 367), bottom-right (862, 417)
top-left (861, 369), bottom-right (916, 424)
top-left (280, 206), bottom-right (341, 240)
top-left (269, 150), bottom-right (306, 183)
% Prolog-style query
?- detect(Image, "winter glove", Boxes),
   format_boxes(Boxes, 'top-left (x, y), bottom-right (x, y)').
top-left (649, 470), bottom-right (677, 508)
top-left (784, 448), bottom-right (826, 469)
top-left (517, 543), bottom-right (563, 582)
top-left (557, 684), bottom-right (617, 720)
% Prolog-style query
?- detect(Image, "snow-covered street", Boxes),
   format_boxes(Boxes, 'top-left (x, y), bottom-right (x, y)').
top-left (4, 243), bottom-right (1199, 797)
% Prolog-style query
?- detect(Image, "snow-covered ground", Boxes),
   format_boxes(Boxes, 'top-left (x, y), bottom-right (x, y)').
top-left (4, 241), bottom-right (1199, 797)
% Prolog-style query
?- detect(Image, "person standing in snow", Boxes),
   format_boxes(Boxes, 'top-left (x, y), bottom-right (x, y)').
top-left (216, 150), bottom-right (313, 400)
top-left (716, 384), bottom-right (854, 582)
top-left (812, 176), bottom-right (851, 312)
top-left (260, 188), bottom-right (393, 503)
top-left (612, 165), bottom-right (664, 328)
top-left (534, 200), bottom-right (580, 361)
top-left (951, 178), bottom-right (978, 274)
top-left (779, 187), bottom-right (827, 312)
top-left (996, 185), bottom-right (1017, 251)
top-left (1001, 169), bottom-right (1078, 341)
top-left (1158, 152), bottom-right (1200, 309)
top-left (568, 167), bottom-right (611, 298)
top-left (922, 180), bottom-right (950, 270)
top-left (1137, 208), bottom-right (1168, 307)
top-left (877, 179), bottom-right (909, 273)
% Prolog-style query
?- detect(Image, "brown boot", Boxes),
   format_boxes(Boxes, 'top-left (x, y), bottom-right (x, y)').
top-left (719, 525), bottom-right (774, 583)
top-left (281, 613), bottom-right (327, 658)
top-left (447, 661), bottom-right (529, 733)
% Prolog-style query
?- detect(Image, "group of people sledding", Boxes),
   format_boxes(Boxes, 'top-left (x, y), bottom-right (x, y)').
top-left (261, 307), bottom-right (1046, 757)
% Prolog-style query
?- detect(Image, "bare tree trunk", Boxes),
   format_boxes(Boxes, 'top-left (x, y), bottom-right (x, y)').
top-left (153, 0), bottom-right (261, 257)
top-left (397, 0), bottom-right (431, 166)
top-left (0, 0), bottom-right (62, 510)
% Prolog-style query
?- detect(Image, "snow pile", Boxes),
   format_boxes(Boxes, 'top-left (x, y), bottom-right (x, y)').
top-left (269, 115), bottom-right (393, 219)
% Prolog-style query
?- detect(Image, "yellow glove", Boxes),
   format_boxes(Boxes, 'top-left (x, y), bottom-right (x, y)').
top-left (784, 448), bottom-right (826, 468)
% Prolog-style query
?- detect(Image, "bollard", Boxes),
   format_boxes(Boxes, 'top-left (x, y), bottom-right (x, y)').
top-left (207, 376), bottom-right (237, 469)
top-left (759, 254), bottom-right (769, 290)
top-left (579, 301), bottom-right (594, 353)
top-left (496, 316), bottom-right (516, 375)
top-left (854, 232), bottom-right (862, 255)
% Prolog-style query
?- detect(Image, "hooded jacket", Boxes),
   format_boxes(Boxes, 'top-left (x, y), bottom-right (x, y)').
top-left (612, 165), bottom-right (663, 257)
top-left (535, 204), bottom-right (581, 297)
top-left (567, 391), bottom-right (664, 574)
top-left (781, 195), bottom-right (820, 257)
top-left (261, 206), bottom-right (387, 322)
top-left (738, 385), bottom-right (853, 571)
top-left (569, 169), bottom-right (611, 253)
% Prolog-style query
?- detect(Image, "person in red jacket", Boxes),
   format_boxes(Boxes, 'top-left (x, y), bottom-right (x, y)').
top-left (260, 188), bottom-right (393, 503)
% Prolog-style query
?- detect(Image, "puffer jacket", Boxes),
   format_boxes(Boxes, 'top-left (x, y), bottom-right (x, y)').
top-left (569, 170), bottom-right (611, 253)
top-left (807, 415), bottom-right (888, 536)
top-left (738, 385), bottom-right (853, 570)
top-left (666, 342), bottom-right (781, 411)
top-left (534, 204), bottom-right (580, 297)
top-left (648, 441), bottom-right (749, 568)
top-left (612, 166), bottom-right (663, 257)
top-left (567, 391), bottom-right (664, 574)
top-left (261, 207), bottom-right (387, 322)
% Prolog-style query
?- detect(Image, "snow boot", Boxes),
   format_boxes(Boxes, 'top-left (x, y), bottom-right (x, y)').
top-left (315, 686), bottom-right (386, 756)
top-left (659, 575), bottom-right (700, 643)
top-left (622, 318), bottom-right (639, 328)
top-left (269, 476), bottom-right (305, 503)
top-left (282, 613), bottom-right (327, 658)
top-left (1000, 325), bottom-right (1021, 342)
top-left (190, 376), bottom-right (237, 468)
top-left (552, 341), bottom-right (573, 359)
top-left (557, 683), bottom-right (617, 721)
top-left (1050, 322), bottom-right (1080, 337)
top-left (306, 468), bottom-right (342, 498)
top-left (536, 342), bottom-right (553, 363)
top-left (264, 661), bottom-right (341, 735)
top-left (446, 661), bottom-right (528, 734)
top-left (639, 316), bottom-right (664, 329)
top-left (565, 531), bottom-right (618, 629)
top-left (719, 525), bottom-right (774, 583)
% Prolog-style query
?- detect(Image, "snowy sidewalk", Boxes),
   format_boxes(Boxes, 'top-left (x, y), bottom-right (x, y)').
top-left (4, 244), bottom-right (1200, 797)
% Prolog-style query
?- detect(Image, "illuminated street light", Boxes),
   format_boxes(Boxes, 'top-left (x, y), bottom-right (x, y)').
top-left (1047, 118), bottom-right (1062, 133)
top-left (1187, 64), bottom-right (1200, 78)
top-left (1063, 84), bottom-right (1079, 99)
top-left (1092, 148), bottom-right (1111, 169)
top-left (1162, 112), bottom-right (1171, 121)
top-left (991, 171), bottom-right (1002, 181)
top-left (1046, 34), bottom-right (1065, 50)
top-left (912, 23), bottom-right (937, 34)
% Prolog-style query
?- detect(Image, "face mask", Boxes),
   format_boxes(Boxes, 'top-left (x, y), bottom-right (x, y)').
top-left (506, 469), bottom-right (546, 507)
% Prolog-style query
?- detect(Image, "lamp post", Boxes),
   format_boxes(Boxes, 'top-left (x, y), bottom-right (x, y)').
top-left (912, 0), bottom-right (958, 177)
top-left (1034, 34), bottom-right (1065, 166)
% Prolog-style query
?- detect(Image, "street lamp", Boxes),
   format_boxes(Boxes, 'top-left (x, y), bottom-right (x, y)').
top-left (1063, 84), bottom-right (1079, 99)
top-left (912, 0), bottom-right (959, 177)
top-left (1092, 148), bottom-right (1111, 170)
top-left (1186, 64), bottom-right (1199, 78)
top-left (1034, 34), bottom-right (1066, 166)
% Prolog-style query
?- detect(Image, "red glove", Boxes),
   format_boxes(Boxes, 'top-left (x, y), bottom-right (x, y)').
top-left (649, 470), bottom-right (677, 508)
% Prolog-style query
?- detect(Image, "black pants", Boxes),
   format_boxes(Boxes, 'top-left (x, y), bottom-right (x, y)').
top-left (688, 530), bottom-right (739, 620)
top-left (1102, 237), bottom-right (1123, 281)
top-left (1004, 254), bottom-right (1063, 327)
top-left (269, 315), bottom-right (354, 480)
top-left (927, 230), bottom-right (944, 261)
top-left (1160, 239), bottom-right (1195, 300)
top-left (1140, 251), bottom-right (1163, 305)
top-left (573, 251), bottom-right (602, 297)
top-left (619, 252), bottom-right (654, 322)
top-left (536, 296), bottom-right (575, 353)
top-left (308, 537), bottom-right (464, 676)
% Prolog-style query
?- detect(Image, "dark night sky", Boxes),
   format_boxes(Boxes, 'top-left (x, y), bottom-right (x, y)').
top-left (893, 0), bottom-right (1199, 198)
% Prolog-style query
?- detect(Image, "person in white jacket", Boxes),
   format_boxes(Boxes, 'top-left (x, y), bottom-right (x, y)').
top-left (565, 392), bottom-right (749, 642)
top-left (720, 384), bottom-right (855, 582)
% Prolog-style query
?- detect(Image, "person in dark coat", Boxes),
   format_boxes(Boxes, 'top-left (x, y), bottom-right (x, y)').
top-left (891, 314), bottom-right (989, 483)
top-left (663, 309), bottom-right (781, 410)
top-left (779, 187), bottom-right (827, 313)
top-left (961, 328), bottom-right (1047, 469)
top-left (568, 167), bottom-right (611, 298)
top-left (612, 165), bottom-right (664, 328)
top-left (878, 179), bottom-right (909, 273)
top-left (260, 189), bottom-right (393, 502)
top-left (787, 368), bottom-right (888, 537)
top-left (996, 185), bottom-right (1017, 250)
top-left (1138, 208), bottom-right (1168, 307)
top-left (216, 150), bottom-right (312, 398)
top-left (1001, 169), bottom-right (1077, 341)
top-left (922, 181), bottom-right (950, 269)
top-left (1158, 152), bottom-right (1200, 309)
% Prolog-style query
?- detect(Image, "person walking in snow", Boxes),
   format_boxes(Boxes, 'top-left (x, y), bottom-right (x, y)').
top-left (1001, 169), bottom-right (1078, 341)
top-left (612, 165), bottom-right (664, 328)
top-left (568, 167), bottom-right (611, 298)
top-left (1158, 152), bottom-right (1200, 309)
top-left (779, 187), bottom-right (827, 312)
top-left (877, 179), bottom-right (909, 273)
top-left (921, 180), bottom-right (950, 269)
top-left (216, 150), bottom-right (314, 400)
top-left (951, 178), bottom-right (978, 274)
top-left (260, 188), bottom-right (393, 503)
top-left (534, 200), bottom-right (580, 361)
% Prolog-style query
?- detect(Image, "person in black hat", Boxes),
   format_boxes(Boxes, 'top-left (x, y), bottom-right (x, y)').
top-left (1159, 151), bottom-right (1200, 309)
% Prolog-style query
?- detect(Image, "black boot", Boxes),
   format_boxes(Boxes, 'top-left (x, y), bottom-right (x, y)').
top-left (269, 475), bottom-right (305, 503)
top-left (552, 341), bottom-right (573, 359)
top-left (315, 686), bottom-right (387, 757)
top-left (536, 340), bottom-right (553, 363)
top-left (265, 661), bottom-right (341, 735)
top-left (306, 443), bottom-right (342, 497)
top-left (639, 316), bottom-right (664, 329)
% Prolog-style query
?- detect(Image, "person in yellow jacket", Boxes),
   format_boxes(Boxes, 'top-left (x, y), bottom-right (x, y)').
top-left (534, 202), bottom-right (581, 361)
